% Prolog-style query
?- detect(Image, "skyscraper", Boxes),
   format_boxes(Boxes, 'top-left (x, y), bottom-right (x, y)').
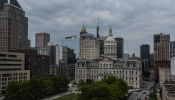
top-left (0, 0), bottom-right (28, 51)
top-left (154, 33), bottom-right (170, 79)
top-left (140, 44), bottom-right (150, 66)
top-left (115, 37), bottom-right (124, 58)
top-left (28, 39), bottom-right (31, 48)
top-left (35, 33), bottom-right (50, 48)
top-left (169, 41), bottom-right (175, 60)
top-left (154, 33), bottom-right (170, 61)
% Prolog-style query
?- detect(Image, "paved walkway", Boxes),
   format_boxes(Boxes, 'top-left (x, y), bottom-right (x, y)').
top-left (39, 88), bottom-right (80, 100)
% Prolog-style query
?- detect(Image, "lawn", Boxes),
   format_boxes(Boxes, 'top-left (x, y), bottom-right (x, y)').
top-left (53, 93), bottom-right (78, 100)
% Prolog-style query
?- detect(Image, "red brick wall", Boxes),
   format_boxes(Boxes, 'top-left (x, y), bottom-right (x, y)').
top-left (154, 61), bottom-right (170, 80)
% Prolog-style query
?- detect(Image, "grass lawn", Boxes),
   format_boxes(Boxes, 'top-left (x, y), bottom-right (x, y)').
top-left (53, 93), bottom-right (78, 100)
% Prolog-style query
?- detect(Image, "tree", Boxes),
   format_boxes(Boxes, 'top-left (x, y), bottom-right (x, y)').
top-left (4, 81), bottom-right (21, 100)
top-left (77, 76), bottom-right (129, 100)
top-left (149, 86), bottom-right (158, 100)
top-left (86, 79), bottom-right (94, 85)
top-left (79, 79), bottom-right (86, 86)
top-left (144, 70), bottom-right (150, 78)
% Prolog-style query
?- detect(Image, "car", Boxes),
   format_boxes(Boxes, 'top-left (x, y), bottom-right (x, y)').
top-left (137, 97), bottom-right (141, 100)
top-left (143, 92), bottom-right (147, 94)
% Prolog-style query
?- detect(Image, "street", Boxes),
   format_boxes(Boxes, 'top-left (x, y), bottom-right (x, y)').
top-left (127, 90), bottom-right (150, 100)
top-left (127, 68), bottom-right (154, 100)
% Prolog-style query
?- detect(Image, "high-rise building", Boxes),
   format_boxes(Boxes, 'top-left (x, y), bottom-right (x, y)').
top-left (140, 44), bottom-right (150, 66)
top-left (28, 39), bottom-right (31, 48)
top-left (46, 42), bottom-right (68, 65)
top-left (150, 53), bottom-right (154, 66)
top-left (79, 38), bottom-right (100, 60)
top-left (0, 0), bottom-right (28, 51)
top-left (0, 51), bottom-right (30, 94)
top-left (80, 25), bottom-right (87, 35)
top-left (35, 33), bottom-right (50, 48)
top-left (11, 50), bottom-right (50, 79)
top-left (154, 33), bottom-right (170, 61)
top-left (115, 37), bottom-right (124, 58)
top-left (154, 33), bottom-right (170, 79)
top-left (169, 41), bottom-right (175, 60)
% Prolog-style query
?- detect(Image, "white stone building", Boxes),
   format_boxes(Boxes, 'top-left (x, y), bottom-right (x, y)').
top-left (75, 27), bottom-right (142, 88)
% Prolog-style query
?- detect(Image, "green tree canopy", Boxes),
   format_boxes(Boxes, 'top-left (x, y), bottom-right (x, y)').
top-left (77, 76), bottom-right (129, 100)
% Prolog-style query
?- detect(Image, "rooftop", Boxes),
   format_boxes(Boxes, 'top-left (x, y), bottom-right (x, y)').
top-left (0, 0), bottom-right (22, 9)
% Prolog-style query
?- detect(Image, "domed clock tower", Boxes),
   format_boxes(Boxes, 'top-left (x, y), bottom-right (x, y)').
top-left (104, 26), bottom-right (117, 60)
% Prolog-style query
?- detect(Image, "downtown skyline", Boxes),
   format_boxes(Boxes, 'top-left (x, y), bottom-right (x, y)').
top-left (19, 0), bottom-right (175, 56)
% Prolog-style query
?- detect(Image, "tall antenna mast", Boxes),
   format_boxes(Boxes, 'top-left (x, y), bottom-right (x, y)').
top-left (98, 17), bottom-right (99, 27)
top-left (83, 19), bottom-right (84, 26)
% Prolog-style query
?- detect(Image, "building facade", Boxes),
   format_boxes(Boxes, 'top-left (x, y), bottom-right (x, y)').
top-left (28, 39), bottom-right (31, 48)
top-left (0, 51), bottom-right (30, 94)
top-left (162, 84), bottom-right (175, 100)
top-left (0, 0), bottom-right (28, 51)
top-left (97, 36), bottom-right (108, 56)
top-left (115, 37), bottom-right (124, 59)
top-left (155, 61), bottom-right (170, 79)
top-left (140, 44), bottom-right (150, 66)
top-left (35, 32), bottom-right (50, 48)
top-left (75, 27), bottom-right (142, 88)
top-left (159, 67), bottom-right (175, 86)
top-left (150, 53), bottom-right (154, 66)
top-left (124, 53), bottom-right (129, 59)
top-left (46, 42), bottom-right (68, 65)
top-left (66, 64), bottom-right (75, 80)
top-left (79, 39), bottom-right (100, 60)
top-left (29, 47), bottom-right (47, 55)
top-left (169, 41), bottom-right (175, 60)
top-left (171, 56), bottom-right (175, 76)
top-left (49, 65), bottom-right (59, 76)
top-left (11, 50), bottom-right (50, 79)
top-left (154, 33), bottom-right (170, 61)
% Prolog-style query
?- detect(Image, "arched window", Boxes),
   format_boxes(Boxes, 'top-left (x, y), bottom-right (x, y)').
top-left (126, 71), bottom-right (127, 74)
top-left (114, 70), bottom-right (115, 74)
top-left (136, 77), bottom-right (137, 81)
top-left (136, 71), bottom-right (137, 75)
top-left (126, 77), bottom-right (127, 80)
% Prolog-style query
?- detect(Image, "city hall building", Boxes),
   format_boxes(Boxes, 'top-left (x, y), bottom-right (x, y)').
top-left (75, 27), bottom-right (142, 88)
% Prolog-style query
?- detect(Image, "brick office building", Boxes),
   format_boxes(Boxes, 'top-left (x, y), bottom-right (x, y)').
top-left (0, 0), bottom-right (28, 51)
top-left (155, 61), bottom-right (170, 79)
top-left (11, 50), bottom-right (50, 78)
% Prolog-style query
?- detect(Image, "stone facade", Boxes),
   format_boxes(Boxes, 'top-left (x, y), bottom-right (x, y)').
top-left (75, 27), bottom-right (142, 88)
top-left (75, 58), bottom-right (142, 88)
top-left (162, 84), bottom-right (175, 100)
top-left (159, 67), bottom-right (175, 86)
top-left (0, 51), bottom-right (30, 94)
top-left (79, 39), bottom-right (100, 60)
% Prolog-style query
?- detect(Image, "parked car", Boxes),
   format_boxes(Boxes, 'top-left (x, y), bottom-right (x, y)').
top-left (137, 97), bottom-right (141, 100)
top-left (143, 92), bottom-right (147, 94)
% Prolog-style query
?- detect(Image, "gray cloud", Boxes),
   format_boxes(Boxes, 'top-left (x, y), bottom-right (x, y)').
top-left (18, 0), bottom-right (175, 57)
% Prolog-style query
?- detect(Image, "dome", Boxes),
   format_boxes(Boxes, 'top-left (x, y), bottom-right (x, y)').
top-left (105, 36), bottom-right (116, 41)
top-left (81, 26), bottom-right (86, 32)
top-left (105, 26), bottom-right (116, 42)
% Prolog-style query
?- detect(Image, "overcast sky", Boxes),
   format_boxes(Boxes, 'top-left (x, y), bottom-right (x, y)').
top-left (18, 0), bottom-right (175, 57)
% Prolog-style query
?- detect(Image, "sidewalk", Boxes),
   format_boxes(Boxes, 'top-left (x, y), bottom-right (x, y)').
top-left (39, 88), bottom-right (80, 100)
